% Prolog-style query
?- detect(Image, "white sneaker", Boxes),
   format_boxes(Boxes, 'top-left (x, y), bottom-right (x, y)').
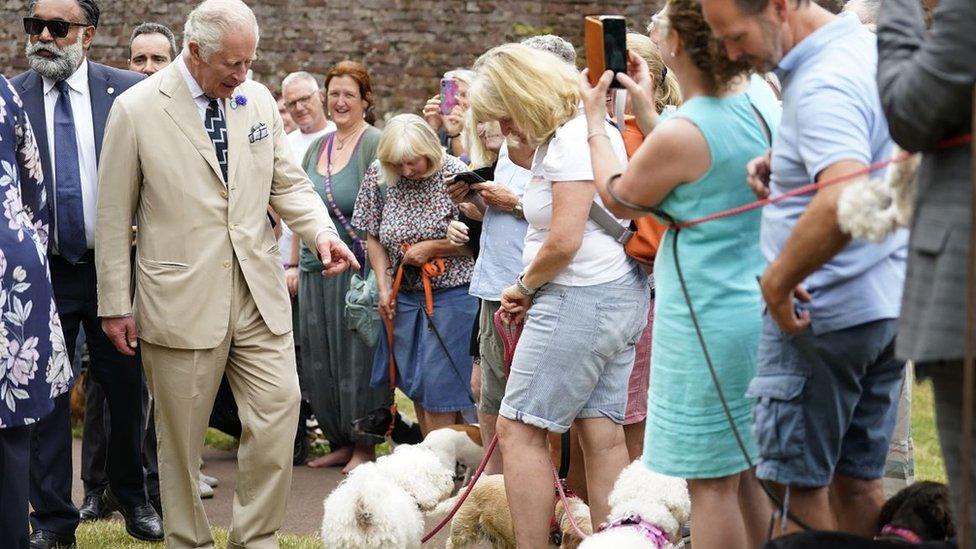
top-left (200, 473), bottom-right (219, 488)
top-left (199, 478), bottom-right (214, 499)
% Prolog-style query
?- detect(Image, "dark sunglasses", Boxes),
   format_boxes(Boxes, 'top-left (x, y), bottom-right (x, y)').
top-left (23, 17), bottom-right (89, 39)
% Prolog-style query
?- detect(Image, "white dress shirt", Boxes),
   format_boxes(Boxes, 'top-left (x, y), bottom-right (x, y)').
top-left (176, 54), bottom-right (225, 121)
top-left (43, 58), bottom-right (98, 249)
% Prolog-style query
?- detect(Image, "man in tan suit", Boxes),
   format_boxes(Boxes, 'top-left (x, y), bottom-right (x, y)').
top-left (94, 1), bottom-right (358, 547)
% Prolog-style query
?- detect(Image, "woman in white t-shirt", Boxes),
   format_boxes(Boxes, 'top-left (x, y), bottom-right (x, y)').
top-left (469, 43), bottom-right (650, 545)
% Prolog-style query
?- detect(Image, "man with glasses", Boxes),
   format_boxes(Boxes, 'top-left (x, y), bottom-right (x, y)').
top-left (11, 0), bottom-right (161, 547)
top-left (279, 72), bottom-right (334, 297)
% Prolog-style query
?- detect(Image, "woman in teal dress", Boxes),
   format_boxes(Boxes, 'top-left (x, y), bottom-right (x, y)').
top-left (580, 1), bottom-right (782, 547)
top-left (296, 61), bottom-right (388, 473)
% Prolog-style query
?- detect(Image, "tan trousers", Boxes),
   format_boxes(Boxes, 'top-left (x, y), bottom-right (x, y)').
top-left (142, 263), bottom-right (300, 549)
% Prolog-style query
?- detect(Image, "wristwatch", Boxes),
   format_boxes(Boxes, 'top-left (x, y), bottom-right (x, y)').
top-left (516, 273), bottom-right (537, 296)
top-left (511, 200), bottom-right (525, 220)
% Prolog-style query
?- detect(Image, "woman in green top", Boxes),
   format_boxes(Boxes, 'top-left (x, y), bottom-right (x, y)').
top-left (294, 61), bottom-right (387, 473)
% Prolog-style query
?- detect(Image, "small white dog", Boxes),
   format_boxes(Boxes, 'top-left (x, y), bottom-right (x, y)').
top-left (321, 462), bottom-right (424, 549)
top-left (421, 425), bottom-right (486, 473)
top-left (838, 145), bottom-right (921, 242)
top-left (580, 461), bottom-right (690, 549)
top-left (321, 443), bottom-right (456, 547)
top-left (375, 443), bottom-right (456, 512)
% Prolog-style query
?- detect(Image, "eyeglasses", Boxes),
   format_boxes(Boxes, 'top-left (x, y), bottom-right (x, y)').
top-left (23, 17), bottom-right (89, 39)
top-left (284, 93), bottom-right (317, 110)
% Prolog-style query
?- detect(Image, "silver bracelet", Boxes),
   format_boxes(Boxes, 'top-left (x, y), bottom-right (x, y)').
top-left (516, 273), bottom-right (537, 296)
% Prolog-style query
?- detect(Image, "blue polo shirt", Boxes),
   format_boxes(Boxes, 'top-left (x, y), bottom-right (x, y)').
top-left (763, 12), bottom-right (907, 335)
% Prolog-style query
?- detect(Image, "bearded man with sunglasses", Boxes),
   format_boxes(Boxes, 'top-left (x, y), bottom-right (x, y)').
top-left (11, 1), bottom-right (160, 547)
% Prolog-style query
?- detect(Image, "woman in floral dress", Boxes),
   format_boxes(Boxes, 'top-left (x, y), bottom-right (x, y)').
top-left (0, 74), bottom-right (71, 548)
top-left (352, 114), bottom-right (477, 435)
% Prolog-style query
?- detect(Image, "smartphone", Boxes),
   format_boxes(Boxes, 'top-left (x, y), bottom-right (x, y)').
top-left (585, 15), bottom-right (628, 89)
top-left (452, 171), bottom-right (488, 186)
top-left (440, 78), bottom-right (459, 116)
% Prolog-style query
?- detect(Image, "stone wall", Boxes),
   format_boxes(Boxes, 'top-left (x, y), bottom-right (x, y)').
top-left (0, 0), bottom-right (658, 116)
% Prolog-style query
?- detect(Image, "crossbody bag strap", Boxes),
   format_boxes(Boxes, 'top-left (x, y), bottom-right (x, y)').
top-left (319, 133), bottom-right (366, 266)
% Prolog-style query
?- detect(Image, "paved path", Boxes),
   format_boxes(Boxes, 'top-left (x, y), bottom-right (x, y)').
top-left (71, 439), bottom-right (461, 545)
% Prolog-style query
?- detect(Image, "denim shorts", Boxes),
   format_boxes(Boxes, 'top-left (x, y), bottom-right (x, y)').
top-left (499, 267), bottom-right (649, 433)
top-left (749, 315), bottom-right (905, 487)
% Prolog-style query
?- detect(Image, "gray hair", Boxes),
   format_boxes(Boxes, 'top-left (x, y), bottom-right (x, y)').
top-left (28, 0), bottom-right (100, 27)
top-left (520, 34), bottom-right (577, 66)
top-left (444, 69), bottom-right (476, 86)
top-left (843, 0), bottom-right (882, 25)
top-left (281, 71), bottom-right (319, 92)
top-left (130, 22), bottom-right (177, 57)
top-left (182, 0), bottom-right (259, 61)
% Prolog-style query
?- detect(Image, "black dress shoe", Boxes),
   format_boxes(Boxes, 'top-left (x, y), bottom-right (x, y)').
top-left (149, 495), bottom-right (163, 519)
top-left (103, 488), bottom-right (165, 542)
top-left (28, 530), bottom-right (76, 549)
top-left (79, 493), bottom-right (112, 521)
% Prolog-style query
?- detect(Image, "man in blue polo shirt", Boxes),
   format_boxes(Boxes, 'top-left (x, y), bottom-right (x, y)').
top-left (702, 0), bottom-right (908, 537)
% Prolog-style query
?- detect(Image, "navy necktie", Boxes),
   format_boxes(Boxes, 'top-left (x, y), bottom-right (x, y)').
top-left (53, 80), bottom-right (87, 263)
top-left (204, 98), bottom-right (228, 183)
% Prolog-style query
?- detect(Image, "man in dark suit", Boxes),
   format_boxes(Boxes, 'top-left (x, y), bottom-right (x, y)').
top-left (12, 0), bottom-right (162, 546)
top-left (878, 0), bottom-right (976, 535)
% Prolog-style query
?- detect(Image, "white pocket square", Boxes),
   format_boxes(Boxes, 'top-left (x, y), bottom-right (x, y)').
top-left (248, 123), bottom-right (270, 144)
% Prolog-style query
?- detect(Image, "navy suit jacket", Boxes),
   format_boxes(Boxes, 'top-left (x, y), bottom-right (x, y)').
top-left (11, 61), bottom-right (143, 242)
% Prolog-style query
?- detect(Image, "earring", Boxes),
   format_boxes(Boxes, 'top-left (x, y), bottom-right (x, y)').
top-left (670, 51), bottom-right (676, 57)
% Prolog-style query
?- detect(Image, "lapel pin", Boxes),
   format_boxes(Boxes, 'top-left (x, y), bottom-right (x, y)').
top-left (231, 94), bottom-right (247, 110)
top-left (107, 87), bottom-right (115, 95)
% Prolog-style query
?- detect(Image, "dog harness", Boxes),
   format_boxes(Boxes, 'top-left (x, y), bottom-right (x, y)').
top-left (877, 524), bottom-right (923, 544)
top-left (597, 514), bottom-right (671, 548)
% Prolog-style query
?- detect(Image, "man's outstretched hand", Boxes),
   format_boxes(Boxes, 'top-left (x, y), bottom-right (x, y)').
top-left (316, 233), bottom-right (361, 276)
top-left (102, 316), bottom-right (139, 356)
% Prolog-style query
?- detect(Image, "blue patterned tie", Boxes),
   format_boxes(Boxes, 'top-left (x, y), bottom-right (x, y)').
top-left (204, 98), bottom-right (228, 183)
top-left (53, 80), bottom-right (87, 263)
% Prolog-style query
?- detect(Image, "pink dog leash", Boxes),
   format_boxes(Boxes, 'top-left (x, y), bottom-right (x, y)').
top-left (493, 309), bottom-right (523, 377)
top-left (597, 514), bottom-right (670, 548)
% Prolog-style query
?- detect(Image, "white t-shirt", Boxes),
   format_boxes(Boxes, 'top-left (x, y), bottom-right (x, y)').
top-left (522, 114), bottom-right (632, 286)
top-left (279, 126), bottom-right (333, 266)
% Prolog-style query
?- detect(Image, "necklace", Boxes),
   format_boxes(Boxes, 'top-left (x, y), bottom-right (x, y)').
top-left (335, 121), bottom-right (366, 151)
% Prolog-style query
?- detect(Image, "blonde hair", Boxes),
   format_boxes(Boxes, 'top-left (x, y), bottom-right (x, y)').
top-left (469, 43), bottom-right (579, 147)
top-left (376, 114), bottom-right (445, 183)
top-left (463, 113), bottom-right (501, 168)
top-left (626, 33), bottom-right (683, 113)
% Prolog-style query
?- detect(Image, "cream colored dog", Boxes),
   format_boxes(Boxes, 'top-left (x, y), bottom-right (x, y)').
top-left (837, 145), bottom-right (921, 242)
top-left (432, 474), bottom-right (592, 548)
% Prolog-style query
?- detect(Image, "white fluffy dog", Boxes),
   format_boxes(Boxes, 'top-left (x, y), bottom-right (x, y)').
top-left (320, 443), bottom-right (456, 547)
top-left (580, 461), bottom-right (690, 549)
top-left (320, 462), bottom-right (424, 549)
top-left (375, 443), bottom-right (456, 512)
top-left (838, 145), bottom-right (921, 242)
top-left (421, 425), bottom-right (486, 472)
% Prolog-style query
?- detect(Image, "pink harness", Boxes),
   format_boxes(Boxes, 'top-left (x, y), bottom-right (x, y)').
top-left (597, 514), bottom-right (671, 548)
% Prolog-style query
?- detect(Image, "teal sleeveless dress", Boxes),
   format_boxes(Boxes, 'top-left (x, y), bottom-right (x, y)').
top-left (643, 77), bottom-right (781, 478)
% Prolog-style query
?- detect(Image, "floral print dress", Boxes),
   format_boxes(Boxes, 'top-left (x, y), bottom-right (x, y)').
top-left (0, 74), bottom-right (71, 429)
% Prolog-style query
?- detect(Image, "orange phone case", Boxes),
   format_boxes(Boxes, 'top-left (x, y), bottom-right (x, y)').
top-left (585, 16), bottom-right (606, 87)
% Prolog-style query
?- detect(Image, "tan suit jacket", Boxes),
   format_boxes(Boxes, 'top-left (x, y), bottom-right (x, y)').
top-left (95, 62), bottom-right (336, 349)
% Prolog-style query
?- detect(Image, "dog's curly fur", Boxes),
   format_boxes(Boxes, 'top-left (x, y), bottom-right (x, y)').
top-left (579, 461), bottom-right (690, 549)
top-left (838, 145), bottom-right (921, 242)
top-left (320, 462), bottom-right (424, 549)
top-left (320, 443), bottom-right (456, 547)
top-left (374, 443), bottom-right (456, 512)
top-left (420, 427), bottom-right (485, 472)
top-left (432, 474), bottom-right (592, 548)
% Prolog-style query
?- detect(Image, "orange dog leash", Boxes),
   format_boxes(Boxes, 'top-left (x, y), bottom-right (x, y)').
top-left (381, 244), bottom-right (446, 437)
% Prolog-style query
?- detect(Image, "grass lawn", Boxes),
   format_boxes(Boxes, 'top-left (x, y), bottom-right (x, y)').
top-left (76, 384), bottom-right (944, 547)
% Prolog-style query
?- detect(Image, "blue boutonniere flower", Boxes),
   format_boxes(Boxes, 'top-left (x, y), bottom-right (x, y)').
top-left (231, 94), bottom-right (247, 109)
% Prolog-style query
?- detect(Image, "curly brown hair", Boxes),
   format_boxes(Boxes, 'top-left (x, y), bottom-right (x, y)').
top-left (664, 0), bottom-right (752, 92)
